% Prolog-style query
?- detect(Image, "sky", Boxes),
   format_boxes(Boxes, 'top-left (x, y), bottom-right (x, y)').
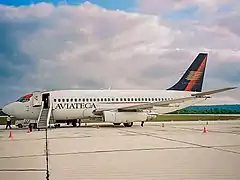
top-left (0, 0), bottom-right (240, 107)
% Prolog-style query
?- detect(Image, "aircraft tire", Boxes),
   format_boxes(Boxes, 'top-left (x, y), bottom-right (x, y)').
top-left (72, 120), bottom-right (77, 127)
top-left (123, 122), bottom-right (133, 127)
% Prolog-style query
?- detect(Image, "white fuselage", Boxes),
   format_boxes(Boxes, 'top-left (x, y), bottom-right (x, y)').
top-left (3, 89), bottom-right (206, 121)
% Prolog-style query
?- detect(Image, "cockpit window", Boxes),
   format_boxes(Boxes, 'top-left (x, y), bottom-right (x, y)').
top-left (16, 93), bottom-right (33, 103)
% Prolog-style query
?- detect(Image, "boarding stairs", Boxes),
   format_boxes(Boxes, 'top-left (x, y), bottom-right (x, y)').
top-left (37, 102), bottom-right (54, 129)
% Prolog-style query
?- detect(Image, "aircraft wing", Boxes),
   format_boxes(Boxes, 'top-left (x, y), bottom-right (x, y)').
top-left (93, 86), bottom-right (238, 113)
top-left (191, 87), bottom-right (238, 97)
top-left (117, 96), bottom-right (196, 111)
top-left (119, 86), bottom-right (238, 111)
top-left (92, 96), bottom-right (196, 114)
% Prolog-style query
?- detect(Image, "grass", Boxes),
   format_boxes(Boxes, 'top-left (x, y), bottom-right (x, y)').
top-left (152, 115), bottom-right (240, 121)
top-left (1, 115), bottom-right (240, 125)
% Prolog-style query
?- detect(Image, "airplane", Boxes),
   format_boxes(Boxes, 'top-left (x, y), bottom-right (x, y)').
top-left (2, 53), bottom-right (238, 128)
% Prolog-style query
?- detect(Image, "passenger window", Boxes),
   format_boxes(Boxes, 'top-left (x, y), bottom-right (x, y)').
top-left (75, 99), bottom-right (77, 102)
top-left (54, 99), bottom-right (56, 102)
top-left (83, 98), bottom-right (85, 102)
top-left (66, 99), bottom-right (69, 102)
top-left (62, 99), bottom-right (65, 102)
top-left (116, 98), bottom-right (118, 101)
top-left (58, 99), bottom-right (61, 102)
top-left (89, 98), bottom-right (92, 102)
top-left (70, 99), bottom-right (73, 102)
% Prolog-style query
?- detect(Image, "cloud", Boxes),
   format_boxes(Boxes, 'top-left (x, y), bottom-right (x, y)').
top-left (136, 0), bottom-right (237, 16)
top-left (0, 2), bottom-right (239, 106)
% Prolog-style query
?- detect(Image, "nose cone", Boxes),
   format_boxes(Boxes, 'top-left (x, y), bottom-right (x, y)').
top-left (3, 102), bottom-right (25, 119)
top-left (2, 103), bottom-right (14, 116)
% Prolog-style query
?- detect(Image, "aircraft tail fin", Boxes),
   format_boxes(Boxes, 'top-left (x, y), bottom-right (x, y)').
top-left (167, 53), bottom-right (208, 92)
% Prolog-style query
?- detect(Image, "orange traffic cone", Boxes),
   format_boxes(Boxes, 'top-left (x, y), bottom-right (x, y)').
top-left (9, 131), bottom-right (13, 138)
top-left (203, 127), bottom-right (207, 133)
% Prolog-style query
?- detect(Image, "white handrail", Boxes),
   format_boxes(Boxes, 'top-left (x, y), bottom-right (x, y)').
top-left (37, 102), bottom-right (44, 124)
top-left (46, 103), bottom-right (53, 127)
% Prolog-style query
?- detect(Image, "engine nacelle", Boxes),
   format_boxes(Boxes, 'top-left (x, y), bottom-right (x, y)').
top-left (146, 114), bottom-right (158, 120)
top-left (103, 111), bottom-right (148, 123)
top-left (143, 110), bottom-right (158, 120)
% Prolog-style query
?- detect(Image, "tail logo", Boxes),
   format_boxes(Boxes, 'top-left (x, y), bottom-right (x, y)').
top-left (186, 71), bottom-right (203, 81)
top-left (166, 53), bottom-right (208, 92)
top-left (184, 57), bottom-right (207, 91)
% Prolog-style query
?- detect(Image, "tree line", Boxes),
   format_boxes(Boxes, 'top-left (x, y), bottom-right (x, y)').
top-left (170, 108), bottom-right (240, 114)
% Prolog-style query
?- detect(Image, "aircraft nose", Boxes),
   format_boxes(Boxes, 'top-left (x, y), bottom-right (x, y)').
top-left (2, 103), bottom-right (15, 116)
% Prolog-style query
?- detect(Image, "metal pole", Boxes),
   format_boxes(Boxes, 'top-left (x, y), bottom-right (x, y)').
top-left (45, 128), bottom-right (50, 180)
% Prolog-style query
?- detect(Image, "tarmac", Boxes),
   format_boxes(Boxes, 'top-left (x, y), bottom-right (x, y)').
top-left (0, 120), bottom-right (240, 180)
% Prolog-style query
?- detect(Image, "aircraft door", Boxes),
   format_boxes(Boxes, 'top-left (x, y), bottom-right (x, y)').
top-left (32, 91), bottom-right (42, 107)
top-left (42, 93), bottom-right (50, 109)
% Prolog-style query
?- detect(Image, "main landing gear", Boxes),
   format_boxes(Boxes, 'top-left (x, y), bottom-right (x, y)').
top-left (113, 123), bottom-right (121, 126)
top-left (73, 119), bottom-right (82, 127)
top-left (113, 122), bottom-right (133, 127)
top-left (72, 119), bottom-right (77, 127)
top-left (123, 122), bottom-right (133, 127)
top-left (71, 120), bottom-right (134, 127)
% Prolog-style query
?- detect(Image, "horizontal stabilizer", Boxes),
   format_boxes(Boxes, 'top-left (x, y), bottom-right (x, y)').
top-left (191, 87), bottom-right (238, 97)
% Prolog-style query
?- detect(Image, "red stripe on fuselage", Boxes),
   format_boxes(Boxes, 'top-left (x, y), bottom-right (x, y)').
top-left (24, 93), bottom-right (33, 99)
